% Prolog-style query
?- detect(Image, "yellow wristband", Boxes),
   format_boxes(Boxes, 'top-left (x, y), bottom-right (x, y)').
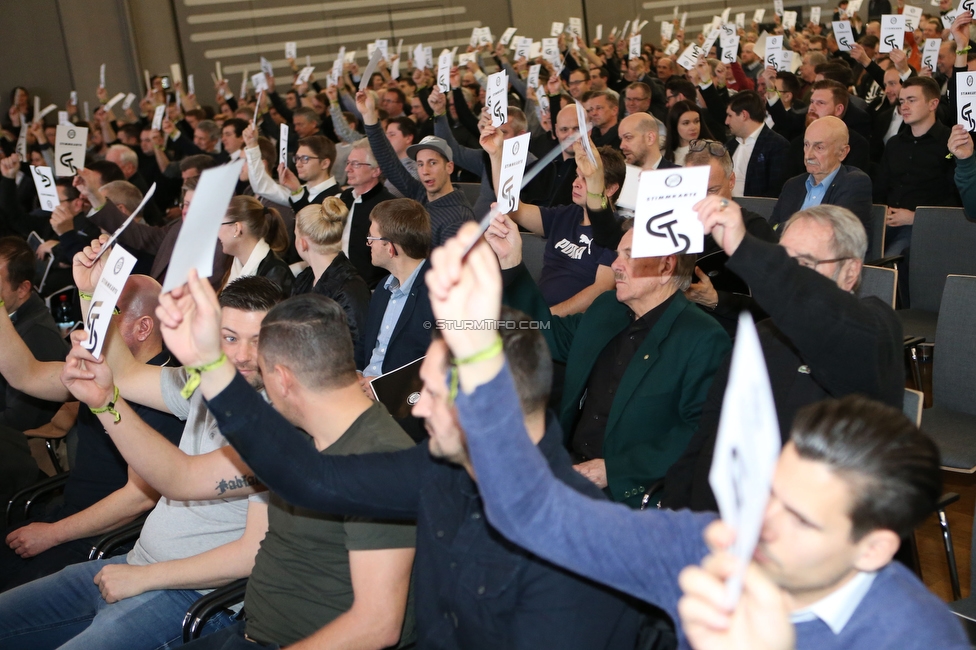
top-left (181, 353), bottom-right (229, 399)
top-left (452, 337), bottom-right (504, 366)
top-left (90, 385), bottom-right (122, 423)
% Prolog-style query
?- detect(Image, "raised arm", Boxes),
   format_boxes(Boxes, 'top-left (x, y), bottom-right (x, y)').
top-left (242, 124), bottom-right (293, 205)
top-left (359, 90), bottom-right (425, 201)
top-left (482, 124), bottom-right (544, 232)
top-left (0, 307), bottom-right (71, 401)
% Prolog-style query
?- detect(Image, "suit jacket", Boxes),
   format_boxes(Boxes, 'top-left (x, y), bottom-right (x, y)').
top-left (726, 125), bottom-right (790, 198)
top-left (339, 183), bottom-right (395, 289)
top-left (769, 166), bottom-right (874, 248)
top-left (355, 260), bottom-right (435, 374)
top-left (766, 99), bottom-right (807, 143)
top-left (504, 266), bottom-right (731, 508)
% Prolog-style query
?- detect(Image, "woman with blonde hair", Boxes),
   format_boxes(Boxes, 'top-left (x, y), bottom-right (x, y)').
top-left (291, 196), bottom-right (371, 345)
top-left (218, 195), bottom-right (293, 293)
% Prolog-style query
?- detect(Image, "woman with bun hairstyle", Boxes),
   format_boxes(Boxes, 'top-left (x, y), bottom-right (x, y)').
top-left (218, 195), bottom-right (293, 294)
top-left (291, 197), bottom-right (371, 345)
top-left (664, 100), bottom-right (714, 166)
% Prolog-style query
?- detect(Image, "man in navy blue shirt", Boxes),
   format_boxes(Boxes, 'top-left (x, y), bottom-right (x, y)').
top-left (484, 129), bottom-right (624, 315)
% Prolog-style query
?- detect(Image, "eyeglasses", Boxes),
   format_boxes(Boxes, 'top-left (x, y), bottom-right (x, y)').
top-left (792, 255), bottom-right (853, 270)
top-left (345, 161), bottom-right (375, 169)
top-left (221, 221), bottom-right (237, 226)
top-left (688, 139), bottom-right (728, 156)
top-left (365, 236), bottom-right (391, 245)
top-left (292, 154), bottom-right (321, 164)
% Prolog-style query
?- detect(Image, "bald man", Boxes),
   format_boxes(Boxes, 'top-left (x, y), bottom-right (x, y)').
top-left (618, 113), bottom-right (678, 171)
top-left (0, 274), bottom-right (184, 592)
top-left (769, 116), bottom-right (873, 247)
top-left (544, 105), bottom-right (584, 207)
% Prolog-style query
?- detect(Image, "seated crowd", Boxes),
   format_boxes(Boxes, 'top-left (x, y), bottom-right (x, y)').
top-left (1, 3), bottom-right (975, 648)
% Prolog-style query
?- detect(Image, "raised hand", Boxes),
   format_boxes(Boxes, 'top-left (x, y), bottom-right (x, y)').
top-left (61, 334), bottom-right (116, 406)
top-left (72, 235), bottom-right (112, 294)
top-left (355, 90), bottom-right (378, 125)
top-left (242, 123), bottom-right (258, 149)
top-left (949, 124), bottom-right (975, 160)
top-left (50, 204), bottom-right (76, 236)
top-left (479, 123), bottom-right (504, 158)
top-left (573, 138), bottom-right (603, 186)
top-left (428, 86), bottom-right (447, 116)
top-left (277, 163), bottom-right (301, 192)
top-left (425, 221), bottom-right (503, 360)
top-left (155, 269), bottom-right (224, 369)
top-left (484, 211), bottom-right (523, 269)
top-left (0, 153), bottom-right (20, 180)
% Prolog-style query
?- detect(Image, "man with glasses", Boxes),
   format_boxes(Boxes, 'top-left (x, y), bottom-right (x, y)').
top-left (566, 69), bottom-right (591, 100)
top-left (243, 126), bottom-right (341, 213)
top-left (618, 112), bottom-right (676, 171)
top-left (663, 201), bottom-right (903, 512)
top-left (770, 117), bottom-right (873, 247)
top-left (622, 82), bottom-right (652, 117)
top-left (873, 76), bottom-right (960, 256)
top-left (339, 139), bottom-right (395, 288)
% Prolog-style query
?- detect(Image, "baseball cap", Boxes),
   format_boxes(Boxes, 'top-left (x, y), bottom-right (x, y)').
top-left (406, 135), bottom-right (453, 163)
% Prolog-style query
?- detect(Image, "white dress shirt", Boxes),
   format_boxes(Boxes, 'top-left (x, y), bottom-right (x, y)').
top-left (228, 238), bottom-right (270, 285)
top-left (790, 570), bottom-right (877, 634)
top-left (732, 124), bottom-right (764, 198)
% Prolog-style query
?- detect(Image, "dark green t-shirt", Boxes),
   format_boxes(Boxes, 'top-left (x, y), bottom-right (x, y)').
top-left (244, 402), bottom-right (417, 646)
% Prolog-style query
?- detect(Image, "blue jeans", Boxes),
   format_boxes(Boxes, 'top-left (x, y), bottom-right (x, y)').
top-left (0, 556), bottom-right (236, 649)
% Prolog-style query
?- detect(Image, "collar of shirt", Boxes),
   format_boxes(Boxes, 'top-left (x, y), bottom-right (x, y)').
top-left (736, 124), bottom-right (764, 146)
top-left (790, 570), bottom-right (877, 634)
top-left (230, 149), bottom-right (242, 161)
top-left (306, 176), bottom-right (337, 200)
top-left (231, 237), bottom-right (270, 281)
top-left (383, 260), bottom-right (424, 298)
top-left (805, 164), bottom-right (841, 192)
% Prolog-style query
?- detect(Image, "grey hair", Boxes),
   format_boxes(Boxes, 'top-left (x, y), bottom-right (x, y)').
top-left (782, 205), bottom-right (868, 261)
top-left (620, 218), bottom-right (696, 291)
top-left (195, 119), bottom-right (221, 142)
top-left (350, 138), bottom-right (379, 167)
top-left (107, 144), bottom-right (138, 169)
top-left (684, 146), bottom-right (734, 179)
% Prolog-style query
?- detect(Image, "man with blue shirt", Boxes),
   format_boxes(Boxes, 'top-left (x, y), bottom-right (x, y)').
top-left (769, 117), bottom-right (873, 248)
top-left (418, 221), bottom-right (969, 650)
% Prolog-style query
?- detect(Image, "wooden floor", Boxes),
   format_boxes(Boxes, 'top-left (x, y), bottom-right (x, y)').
top-left (917, 471), bottom-right (976, 602)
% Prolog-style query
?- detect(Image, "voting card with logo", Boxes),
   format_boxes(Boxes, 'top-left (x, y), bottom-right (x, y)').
top-left (710, 311), bottom-right (781, 606)
top-left (632, 165), bottom-right (707, 258)
top-left (82, 244), bottom-right (137, 359)
top-left (922, 38), bottom-right (942, 70)
top-left (880, 14), bottom-right (906, 52)
top-left (487, 71), bottom-right (509, 127)
top-left (496, 132), bottom-right (531, 214)
top-left (764, 36), bottom-right (784, 70)
top-left (832, 21), bottom-right (856, 50)
top-left (957, 72), bottom-right (976, 131)
top-left (54, 124), bottom-right (88, 177)
top-left (30, 166), bottom-right (59, 211)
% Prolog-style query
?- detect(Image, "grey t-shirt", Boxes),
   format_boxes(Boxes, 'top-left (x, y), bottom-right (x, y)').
top-left (127, 366), bottom-right (268, 567)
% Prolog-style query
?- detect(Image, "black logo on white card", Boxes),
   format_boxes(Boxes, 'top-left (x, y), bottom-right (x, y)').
top-left (646, 208), bottom-right (692, 253)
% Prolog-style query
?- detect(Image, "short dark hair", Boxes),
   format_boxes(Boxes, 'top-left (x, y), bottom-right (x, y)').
top-left (118, 124), bottom-right (142, 141)
top-left (791, 395), bottom-right (942, 541)
top-left (812, 79), bottom-right (849, 113)
top-left (775, 71), bottom-right (801, 97)
top-left (298, 135), bottom-right (337, 166)
top-left (0, 236), bottom-right (35, 289)
top-left (432, 306), bottom-right (552, 414)
top-left (858, 34), bottom-right (880, 49)
top-left (902, 76), bottom-right (941, 101)
top-left (569, 68), bottom-right (591, 81)
top-left (370, 198), bottom-right (431, 260)
top-left (727, 90), bottom-right (766, 123)
top-left (815, 62), bottom-right (854, 87)
top-left (86, 160), bottom-right (125, 185)
top-left (259, 294), bottom-right (357, 390)
top-left (218, 275), bottom-right (284, 312)
top-left (179, 154), bottom-right (218, 175)
top-left (293, 106), bottom-right (320, 125)
top-left (598, 146), bottom-right (626, 202)
top-left (387, 116), bottom-right (417, 142)
top-left (665, 77), bottom-right (697, 102)
top-left (56, 178), bottom-right (80, 202)
top-left (222, 118), bottom-right (249, 138)
top-left (385, 87), bottom-right (407, 108)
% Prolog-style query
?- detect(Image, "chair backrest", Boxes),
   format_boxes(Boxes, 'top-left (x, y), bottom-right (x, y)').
top-left (735, 197), bottom-right (777, 222)
top-left (867, 204), bottom-right (886, 262)
top-left (856, 265), bottom-right (897, 308)
top-left (903, 388), bottom-right (924, 427)
top-left (522, 233), bottom-right (547, 283)
top-left (909, 207), bottom-right (976, 313)
top-left (454, 182), bottom-right (482, 206)
top-left (933, 275), bottom-right (976, 415)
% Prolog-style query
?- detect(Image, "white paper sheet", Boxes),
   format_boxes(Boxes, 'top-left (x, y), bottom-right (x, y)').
top-left (957, 71), bottom-right (976, 131)
top-left (880, 14), bottom-right (906, 52)
top-left (709, 312), bottom-right (781, 607)
top-left (54, 124), bottom-right (88, 177)
top-left (487, 71), bottom-right (509, 127)
top-left (833, 21), bottom-right (856, 50)
top-left (30, 166), bottom-right (60, 211)
top-left (632, 165), bottom-right (707, 257)
top-left (82, 244), bottom-right (137, 358)
top-left (162, 159), bottom-right (245, 293)
top-left (496, 132), bottom-right (531, 213)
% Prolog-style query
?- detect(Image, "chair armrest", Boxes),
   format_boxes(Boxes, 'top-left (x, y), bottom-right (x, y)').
top-left (88, 513), bottom-right (149, 560)
top-left (6, 473), bottom-right (70, 527)
top-left (182, 578), bottom-right (248, 643)
top-left (867, 254), bottom-right (904, 268)
top-left (939, 492), bottom-right (961, 511)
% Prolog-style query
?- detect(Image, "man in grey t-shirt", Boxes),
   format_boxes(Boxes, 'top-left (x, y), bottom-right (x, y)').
top-left (0, 277), bottom-right (282, 650)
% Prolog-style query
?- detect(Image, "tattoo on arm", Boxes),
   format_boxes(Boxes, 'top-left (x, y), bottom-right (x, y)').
top-left (215, 475), bottom-right (260, 495)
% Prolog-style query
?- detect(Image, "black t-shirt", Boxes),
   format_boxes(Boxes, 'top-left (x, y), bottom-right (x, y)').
top-left (62, 350), bottom-right (185, 512)
top-left (539, 204), bottom-right (616, 306)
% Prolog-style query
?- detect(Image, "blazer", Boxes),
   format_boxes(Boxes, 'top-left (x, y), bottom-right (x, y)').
top-left (254, 248), bottom-right (293, 296)
top-left (504, 266), bottom-right (731, 508)
top-left (769, 165), bottom-right (873, 246)
top-left (726, 125), bottom-right (790, 198)
top-left (355, 260), bottom-right (435, 374)
top-left (291, 252), bottom-right (370, 346)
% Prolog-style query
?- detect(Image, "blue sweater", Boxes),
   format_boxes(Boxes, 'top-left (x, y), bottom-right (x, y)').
top-left (455, 363), bottom-right (970, 650)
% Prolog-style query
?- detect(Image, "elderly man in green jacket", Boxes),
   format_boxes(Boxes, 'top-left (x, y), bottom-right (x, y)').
top-left (484, 212), bottom-right (731, 508)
